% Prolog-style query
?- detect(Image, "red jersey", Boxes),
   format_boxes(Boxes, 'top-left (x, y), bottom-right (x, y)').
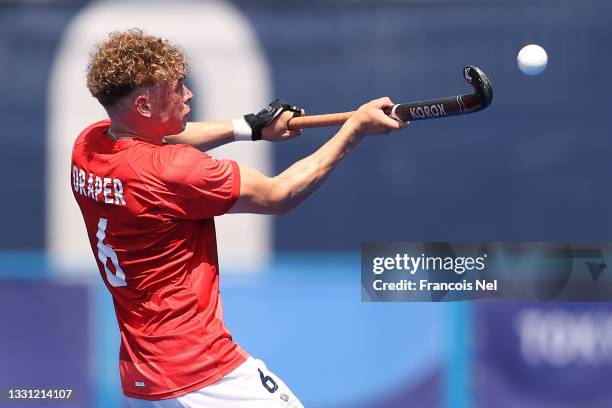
top-left (71, 120), bottom-right (248, 400)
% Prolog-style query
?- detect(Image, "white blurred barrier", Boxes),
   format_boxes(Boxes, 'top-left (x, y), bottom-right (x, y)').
top-left (47, 0), bottom-right (272, 274)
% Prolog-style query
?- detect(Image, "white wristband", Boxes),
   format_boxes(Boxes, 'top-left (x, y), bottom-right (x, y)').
top-left (232, 118), bottom-right (252, 141)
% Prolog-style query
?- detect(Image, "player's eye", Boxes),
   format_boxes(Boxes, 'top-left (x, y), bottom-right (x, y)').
top-left (176, 77), bottom-right (186, 91)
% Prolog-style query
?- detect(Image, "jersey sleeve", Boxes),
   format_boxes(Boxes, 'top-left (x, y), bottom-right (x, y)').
top-left (148, 144), bottom-right (241, 220)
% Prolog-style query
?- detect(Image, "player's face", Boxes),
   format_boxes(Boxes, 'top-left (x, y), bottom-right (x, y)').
top-left (149, 74), bottom-right (193, 137)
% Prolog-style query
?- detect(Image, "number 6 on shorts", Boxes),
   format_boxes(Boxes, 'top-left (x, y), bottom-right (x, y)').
top-left (258, 368), bottom-right (278, 393)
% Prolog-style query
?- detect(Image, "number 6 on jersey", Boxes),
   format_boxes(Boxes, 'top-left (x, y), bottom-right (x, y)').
top-left (96, 217), bottom-right (127, 287)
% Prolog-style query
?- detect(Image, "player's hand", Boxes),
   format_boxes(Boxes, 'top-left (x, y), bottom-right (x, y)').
top-left (345, 97), bottom-right (408, 137)
top-left (262, 109), bottom-right (305, 142)
top-left (244, 99), bottom-right (303, 141)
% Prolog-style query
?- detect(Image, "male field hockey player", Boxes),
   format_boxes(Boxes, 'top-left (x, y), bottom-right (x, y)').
top-left (71, 29), bottom-right (405, 407)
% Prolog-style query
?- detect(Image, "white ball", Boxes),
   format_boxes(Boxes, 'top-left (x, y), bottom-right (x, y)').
top-left (517, 44), bottom-right (548, 76)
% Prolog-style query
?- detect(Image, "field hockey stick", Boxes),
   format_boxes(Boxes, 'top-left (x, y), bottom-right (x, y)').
top-left (287, 66), bottom-right (493, 130)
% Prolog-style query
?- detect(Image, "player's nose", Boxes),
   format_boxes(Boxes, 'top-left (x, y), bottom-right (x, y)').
top-left (184, 85), bottom-right (193, 103)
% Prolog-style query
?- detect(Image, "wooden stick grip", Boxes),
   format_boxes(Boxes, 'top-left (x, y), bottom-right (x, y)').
top-left (287, 111), bottom-right (354, 130)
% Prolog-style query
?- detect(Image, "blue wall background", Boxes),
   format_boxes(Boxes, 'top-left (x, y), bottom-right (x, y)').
top-left (1, 0), bottom-right (612, 248)
top-left (252, 0), bottom-right (612, 248)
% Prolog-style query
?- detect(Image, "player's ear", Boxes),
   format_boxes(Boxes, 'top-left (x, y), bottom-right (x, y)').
top-left (134, 94), bottom-right (152, 118)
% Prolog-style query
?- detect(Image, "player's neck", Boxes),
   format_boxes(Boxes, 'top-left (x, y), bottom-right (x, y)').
top-left (106, 127), bottom-right (146, 143)
top-left (106, 120), bottom-right (162, 145)
top-left (106, 107), bottom-right (164, 145)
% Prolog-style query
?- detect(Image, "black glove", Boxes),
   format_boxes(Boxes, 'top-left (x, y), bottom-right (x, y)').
top-left (244, 99), bottom-right (303, 140)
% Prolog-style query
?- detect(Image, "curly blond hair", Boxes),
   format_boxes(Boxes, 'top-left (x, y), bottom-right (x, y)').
top-left (86, 29), bottom-right (187, 107)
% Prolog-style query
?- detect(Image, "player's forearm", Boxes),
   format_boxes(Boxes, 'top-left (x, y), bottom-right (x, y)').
top-left (271, 122), bottom-right (362, 214)
top-left (164, 121), bottom-right (235, 151)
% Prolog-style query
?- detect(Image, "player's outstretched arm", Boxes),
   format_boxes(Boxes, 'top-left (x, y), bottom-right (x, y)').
top-left (163, 100), bottom-right (303, 151)
top-left (164, 120), bottom-right (237, 151)
top-left (229, 97), bottom-right (407, 215)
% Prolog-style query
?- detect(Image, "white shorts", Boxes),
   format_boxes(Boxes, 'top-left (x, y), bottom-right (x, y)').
top-left (125, 357), bottom-right (304, 408)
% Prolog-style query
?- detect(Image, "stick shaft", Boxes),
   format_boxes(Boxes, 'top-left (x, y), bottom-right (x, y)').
top-left (287, 112), bottom-right (354, 130)
top-left (286, 66), bottom-right (492, 130)
top-left (391, 94), bottom-right (482, 121)
top-left (287, 93), bottom-right (485, 130)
